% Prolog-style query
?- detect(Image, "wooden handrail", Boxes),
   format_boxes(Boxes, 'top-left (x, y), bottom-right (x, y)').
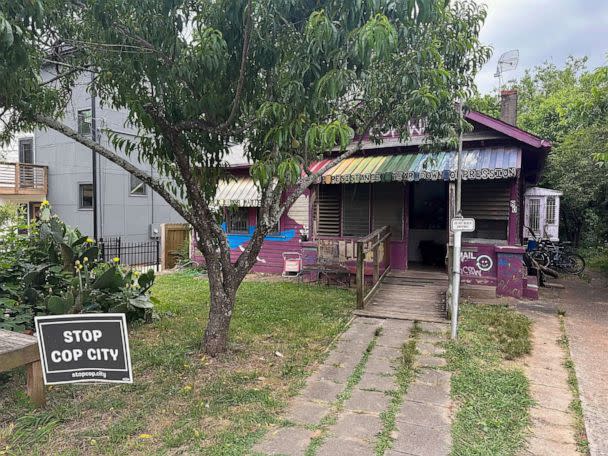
top-left (356, 225), bottom-right (392, 309)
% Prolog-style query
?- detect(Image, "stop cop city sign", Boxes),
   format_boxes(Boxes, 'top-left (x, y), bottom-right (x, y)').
top-left (450, 217), bottom-right (476, 233)
top-left (34, 314), bottom-right (133, 385)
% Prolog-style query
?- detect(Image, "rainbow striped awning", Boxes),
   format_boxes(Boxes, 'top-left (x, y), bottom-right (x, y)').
top-left (309, 147), bottom-right (521, 184)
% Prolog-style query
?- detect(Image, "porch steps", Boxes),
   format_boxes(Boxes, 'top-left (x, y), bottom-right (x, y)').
top-left (354, 269), bottom-right (448, 323)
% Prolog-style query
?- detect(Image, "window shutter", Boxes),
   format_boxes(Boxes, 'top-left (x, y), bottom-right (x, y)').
top-left (316, 185), bottom-right (340, 237)
top-left (462, 181), bottom-right (510, 220)
top-left (372, 183), bottom-right (403, 240)
top-left (342, 184), bottom-right (370, 237)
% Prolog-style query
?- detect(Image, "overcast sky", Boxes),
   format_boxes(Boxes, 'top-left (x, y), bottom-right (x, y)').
top-left (474, 0), bottom-right (608, 94)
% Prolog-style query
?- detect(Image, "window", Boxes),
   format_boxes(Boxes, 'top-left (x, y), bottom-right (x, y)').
top-left (226, 207), bottom-right (249, 233)
top-left (18, 138), bottom-right (34, 163)
top-left (342, 184), bottom-right (370, 237)
top-left (77, 109), bottom-right (92, 136)
top-left (130, 173), bottom-right (147, 196)
top-left (316, 185), bottom-right (341, 237)
top-left (462, 181), bottom-right (510, 241)
top-left (546, 196), bottom-right (556, 224)
top-left (528, 198), bottom-right (540, 234)
top-left (79, 183), bottom-right (94, 209)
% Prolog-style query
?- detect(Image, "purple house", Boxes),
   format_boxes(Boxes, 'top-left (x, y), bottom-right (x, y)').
top-left (193, 91), bottom-right (551, 299)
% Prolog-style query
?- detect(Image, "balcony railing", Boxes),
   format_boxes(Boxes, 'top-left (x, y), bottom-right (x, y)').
top-left (0, 162), bottom-right (48, 196)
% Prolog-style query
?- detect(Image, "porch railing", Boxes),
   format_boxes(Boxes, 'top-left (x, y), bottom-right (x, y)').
top-left (356, 225), bottom-right (392, 309)
top-left (0, 162), bottom-right (48, 195)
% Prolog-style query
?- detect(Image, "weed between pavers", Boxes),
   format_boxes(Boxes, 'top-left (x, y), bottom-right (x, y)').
top-left (304, 327), bottom-right (382, 456)
top-left (375, 321), bottom-right (420, 455)
top-left (557, 315), bottom-right (590, 455)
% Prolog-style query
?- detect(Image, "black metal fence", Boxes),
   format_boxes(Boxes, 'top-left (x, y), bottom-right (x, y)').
top-left (98, 237), bottom-right (161, 271)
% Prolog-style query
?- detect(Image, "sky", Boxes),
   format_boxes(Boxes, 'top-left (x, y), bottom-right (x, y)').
top-left (474, 0), bottom-right (608, 94)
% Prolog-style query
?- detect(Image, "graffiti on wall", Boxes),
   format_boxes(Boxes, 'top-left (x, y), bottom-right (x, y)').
top-left (460, 250), bottom-right (494, 277)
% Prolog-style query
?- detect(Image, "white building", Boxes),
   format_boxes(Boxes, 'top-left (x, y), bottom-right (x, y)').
top-left (524, 187), bottom-right (562, 241)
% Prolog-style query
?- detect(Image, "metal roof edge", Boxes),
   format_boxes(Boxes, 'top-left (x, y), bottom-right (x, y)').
top-left (465, 111), bottom-right (552, 150)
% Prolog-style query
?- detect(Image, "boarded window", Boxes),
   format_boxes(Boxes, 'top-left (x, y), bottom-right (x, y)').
top-left (316, 185), bottom-right (340, 237)
top-left (372, 183), bottom-right (403, 240)
top-left (546, 196), bottom-right (556, 224)
top-left (462, 181), bottom-right (510, 240)
top-left (528, 198), bottom-right (540, 234)
top-left (342, 184), bottom-right (370, 237)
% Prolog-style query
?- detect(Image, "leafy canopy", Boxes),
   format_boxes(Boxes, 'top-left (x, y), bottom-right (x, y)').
top-left (1, 0), bottom-right (490, 209)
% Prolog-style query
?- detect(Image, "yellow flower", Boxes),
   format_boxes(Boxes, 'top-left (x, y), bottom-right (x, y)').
top-left (41, 200), bottom-right (49, 206)
top-left (83, 257), bottom-right (89, 263)
top-left (86, 238), bottom-right (95, 244)
top-left (138, 434), bottom-right (153, 440)
top-left (112, 257), bottom-right (120, 263)
top-left (74, 260), bottom-right (81, 266)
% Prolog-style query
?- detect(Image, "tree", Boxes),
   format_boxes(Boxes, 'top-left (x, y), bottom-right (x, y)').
top-left (468, 57), bottom-right (608, 245)
top-left (0, 0), bottom-right (490, 355)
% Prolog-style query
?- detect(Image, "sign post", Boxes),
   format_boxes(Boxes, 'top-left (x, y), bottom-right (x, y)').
top-left (34, 314), bottom-right (133, 385)
top-left (451, 101), bottom-right (465, 341)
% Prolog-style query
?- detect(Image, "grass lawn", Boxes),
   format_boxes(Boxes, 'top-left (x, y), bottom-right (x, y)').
top-left (0, 272), bottom-right (354, 455)
top-left (445, 303), bottom-right (534, 456)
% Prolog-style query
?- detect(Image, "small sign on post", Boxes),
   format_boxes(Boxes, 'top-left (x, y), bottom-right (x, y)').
top-left (451, 217), bottom-right (476, 233)
top-left (34, 314), bottom-right (133, 385)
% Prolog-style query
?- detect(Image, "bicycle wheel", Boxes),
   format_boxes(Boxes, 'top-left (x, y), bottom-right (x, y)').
top-left (529, 250), bottom-right (549, 267)
top-left (562, 254), bottom-right (585, 274)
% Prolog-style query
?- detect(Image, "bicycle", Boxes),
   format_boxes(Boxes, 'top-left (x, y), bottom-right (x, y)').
top-left (525, 227), bottom-right (585, 274)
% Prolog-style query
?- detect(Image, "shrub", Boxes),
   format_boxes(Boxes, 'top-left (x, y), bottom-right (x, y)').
top-left (0, 203), bottom-right (155, 332)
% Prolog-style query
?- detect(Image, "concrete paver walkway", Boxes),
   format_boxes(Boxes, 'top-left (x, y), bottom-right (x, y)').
top-left (252, 318), bottom-right (452, 456)
top-left (389, 323), bottom-right (451, 456)
top-left (517, 303), bottom-right (578, 456)
top-left (550, 273), bottom-right (608, 456)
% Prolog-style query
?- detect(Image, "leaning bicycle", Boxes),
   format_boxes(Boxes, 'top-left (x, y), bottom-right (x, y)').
top-left (525, 228), bottom-right (585, 274)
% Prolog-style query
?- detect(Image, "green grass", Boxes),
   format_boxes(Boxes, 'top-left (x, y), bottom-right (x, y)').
top-left (0, 273), bottom-right (354, 455)
top-left (557, 316), bottom-right (590, 454)
top-left (446, 303), bottom-right (534, 456)
top-left (375, 322), bottom-right (420, 455)
top-left (580, 246), bottom-right (608, 272)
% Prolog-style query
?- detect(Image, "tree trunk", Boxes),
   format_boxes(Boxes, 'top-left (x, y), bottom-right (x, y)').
top-left (203, 265), bottom-right (238, 356)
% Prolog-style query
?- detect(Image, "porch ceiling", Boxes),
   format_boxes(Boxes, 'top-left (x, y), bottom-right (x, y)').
top-left (310, 147), bottom-right (521, 185)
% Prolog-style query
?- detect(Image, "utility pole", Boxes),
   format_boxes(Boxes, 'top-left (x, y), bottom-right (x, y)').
top-left (91, 73), bottom-right (98, 240)
top-left (451, 101), bottom-right (464, 340)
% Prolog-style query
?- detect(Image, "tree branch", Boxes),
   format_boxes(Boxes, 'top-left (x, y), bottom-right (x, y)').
top-left (32, 113), bottom-right (193, 225)
top-left (217, 0), bottom-right (253, 131)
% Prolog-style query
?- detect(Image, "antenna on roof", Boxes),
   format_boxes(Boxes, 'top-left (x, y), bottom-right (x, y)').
top-left (494, 50), bottom-right (519, 90)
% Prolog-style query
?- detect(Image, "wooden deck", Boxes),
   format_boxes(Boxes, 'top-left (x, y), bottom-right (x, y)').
top-left (354, 269), bottom-right (448, 323)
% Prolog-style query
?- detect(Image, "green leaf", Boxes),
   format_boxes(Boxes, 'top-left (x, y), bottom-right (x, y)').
top-left (47, 295), bottom-right (71, 315)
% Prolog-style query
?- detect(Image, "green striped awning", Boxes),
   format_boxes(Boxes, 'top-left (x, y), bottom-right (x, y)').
top-left (309, 147), bottom-right (521, 184)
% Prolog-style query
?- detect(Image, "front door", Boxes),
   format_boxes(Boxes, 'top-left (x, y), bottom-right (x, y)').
top-left (408, 181), bottom-right (448, 267)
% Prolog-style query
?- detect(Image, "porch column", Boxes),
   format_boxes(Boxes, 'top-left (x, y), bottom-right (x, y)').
top-left (495, 245), bottom-right (526, 298)
top-left (508, 178), bottom-right (521, 245)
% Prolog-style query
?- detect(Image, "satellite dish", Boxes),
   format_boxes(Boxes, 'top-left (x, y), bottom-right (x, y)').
top-left (494, 50), bottom-right (519, 89)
